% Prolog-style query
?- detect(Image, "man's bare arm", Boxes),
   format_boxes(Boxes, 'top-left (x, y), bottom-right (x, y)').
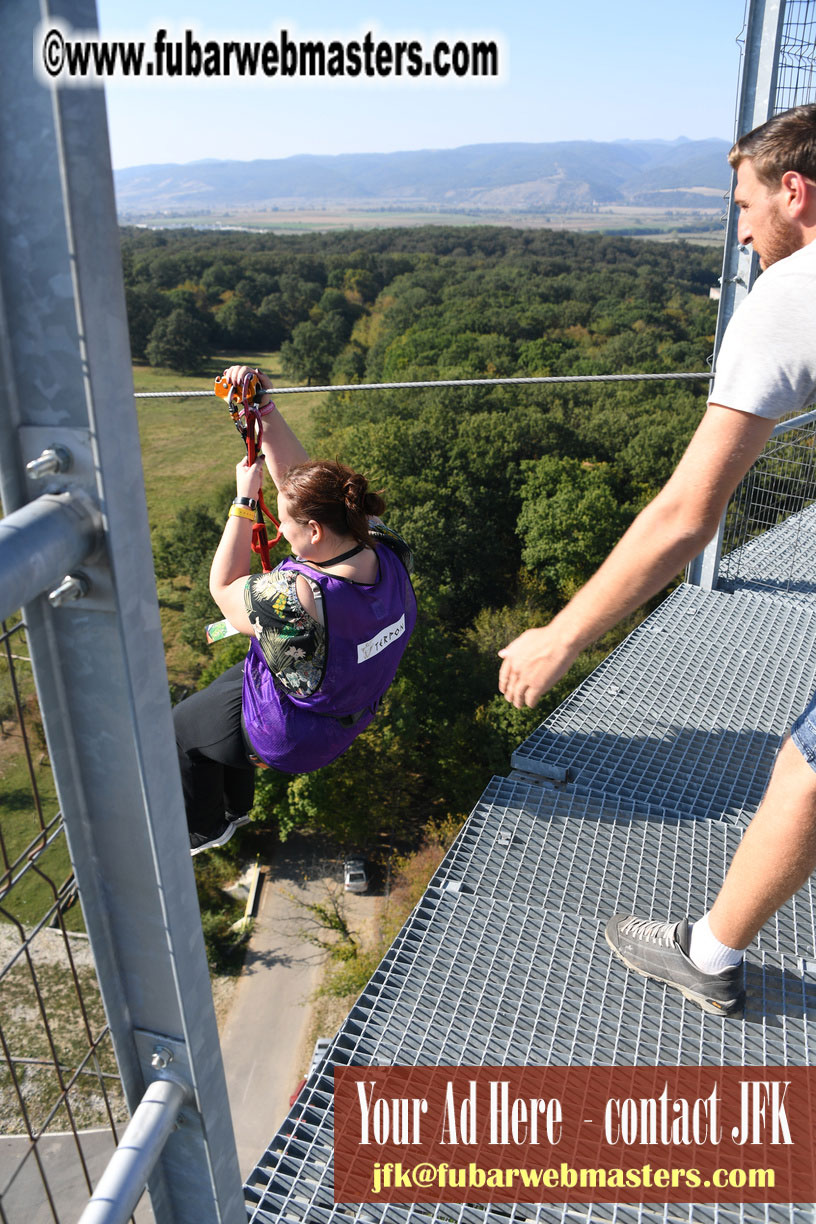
top-left (498, 404), bottom-right (775, 709)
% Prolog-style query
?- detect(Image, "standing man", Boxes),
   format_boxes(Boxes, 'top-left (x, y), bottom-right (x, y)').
top-left (498, 105), bottom-right (816, 1017)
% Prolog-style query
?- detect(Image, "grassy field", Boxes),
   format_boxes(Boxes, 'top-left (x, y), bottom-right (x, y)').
top-left (0, 933), bottom-right (126, 1133)
top-left (0, 733), bottom-right (75, 930)
top-left (124, 208), bottom-right (511, 232)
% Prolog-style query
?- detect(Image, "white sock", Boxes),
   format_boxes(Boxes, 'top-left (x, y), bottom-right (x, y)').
top-left (689, 913), bottom-right (744, 974)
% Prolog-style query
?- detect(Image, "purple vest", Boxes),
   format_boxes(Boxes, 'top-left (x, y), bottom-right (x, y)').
top-left (242, 543), bottom-right (416, 773)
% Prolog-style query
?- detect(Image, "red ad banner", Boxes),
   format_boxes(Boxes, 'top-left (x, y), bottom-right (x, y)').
top-left (334, 1065), bottom-right (816, 1205)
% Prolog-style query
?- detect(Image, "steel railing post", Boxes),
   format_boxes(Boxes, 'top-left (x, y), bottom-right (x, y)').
top-left (0, 3), bottom-right (245, 1220)
top-left (688, 0), bottom-right (786, 590)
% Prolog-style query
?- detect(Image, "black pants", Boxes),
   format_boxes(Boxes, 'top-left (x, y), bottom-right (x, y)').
top-left (173, 662), bottom-right (256, 837)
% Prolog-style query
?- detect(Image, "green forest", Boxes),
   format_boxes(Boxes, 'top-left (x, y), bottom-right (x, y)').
top-left (124, 224), bottom-right (720, 853)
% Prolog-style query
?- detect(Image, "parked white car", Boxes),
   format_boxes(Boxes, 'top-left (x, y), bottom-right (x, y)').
top-left (343, 858), bottom-right (369, 894)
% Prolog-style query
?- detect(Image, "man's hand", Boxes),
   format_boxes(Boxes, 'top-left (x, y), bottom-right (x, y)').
top-left (498, 626), bottom-right (577, 709)
top-left (498, 409), bottom-right (776, 711)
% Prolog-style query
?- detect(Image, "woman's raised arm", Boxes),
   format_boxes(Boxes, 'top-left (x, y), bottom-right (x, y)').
top-left (222, 363), bottom-right (308, 490)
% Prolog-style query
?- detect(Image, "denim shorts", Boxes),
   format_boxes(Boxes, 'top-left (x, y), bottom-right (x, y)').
top-left (791, 685), bottom-right (816, 771)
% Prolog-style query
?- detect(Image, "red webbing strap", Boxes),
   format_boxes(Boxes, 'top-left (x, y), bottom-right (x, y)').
top-left (251, 520), bottom-right (272, 572)
top-left (240, 375), bottom-right (281, 572)
top-left (213, 371), bottom-right (284, 570)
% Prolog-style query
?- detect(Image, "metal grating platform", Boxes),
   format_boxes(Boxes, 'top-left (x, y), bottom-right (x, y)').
top-left (247, 1175), bottom-right (804, 1224)
top-left (492, 774), bottom-right (689, 823)
top-left (245, 891), bottom-right (816, 1224)
top-left (720, 503), bottom-right (816, 606)
top-left (247, 1184), bottom-right (803, 1224)
top-left (511, 585), bottom-right (816, 823)
top-left (244, 533), bottom-right (816, 1223)
top-left (429, 777), bottom-right (816, 959)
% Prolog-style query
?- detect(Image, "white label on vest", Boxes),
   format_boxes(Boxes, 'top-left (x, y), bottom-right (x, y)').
top-left (357, 614), bottom-right (406, 663)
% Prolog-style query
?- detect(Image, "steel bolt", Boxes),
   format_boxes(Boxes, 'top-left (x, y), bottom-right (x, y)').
top-left (48, 574), bottom-right (89, 608)
top-left (151, 1046), bottom-right (173, 1071)
top-left (26, 445), bottom-right (71, 479)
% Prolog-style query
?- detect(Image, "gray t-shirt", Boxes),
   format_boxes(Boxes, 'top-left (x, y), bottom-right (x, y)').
top-left (709, 239), bottom-right (816, 420)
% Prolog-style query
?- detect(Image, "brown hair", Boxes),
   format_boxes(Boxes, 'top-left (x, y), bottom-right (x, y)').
top-left (279, 460), bottom-right (386, 545)
top-left (729, 104), bottom-right (816, 186)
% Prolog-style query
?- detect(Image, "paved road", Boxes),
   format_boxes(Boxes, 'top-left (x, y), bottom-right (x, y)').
top-left (0, 837), bottom-right (364, 1216)
top-left (219, 836), bottom-right (343, 1178)
top-left (0, 1132), bottom-right (154, 1223)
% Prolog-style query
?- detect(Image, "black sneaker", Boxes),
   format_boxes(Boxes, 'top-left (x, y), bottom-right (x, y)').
top-left (190, 819), bottom-right (239, 857)
top-left (605, 914), bottom-right (745, 1017)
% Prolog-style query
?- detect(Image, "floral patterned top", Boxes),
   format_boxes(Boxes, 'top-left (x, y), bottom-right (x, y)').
top-left (244, 523), bottom-right (413, 698)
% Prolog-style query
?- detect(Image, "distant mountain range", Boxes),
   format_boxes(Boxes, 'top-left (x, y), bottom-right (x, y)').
top-left (115, 138), bottom-right (732, 216)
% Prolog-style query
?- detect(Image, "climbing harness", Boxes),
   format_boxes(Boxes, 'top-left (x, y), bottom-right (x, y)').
top-left (213, 368), bottom-right (281, 571)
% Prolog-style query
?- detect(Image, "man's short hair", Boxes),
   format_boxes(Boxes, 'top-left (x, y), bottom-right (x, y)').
top-left (729, 104), bottom-right (816, 186)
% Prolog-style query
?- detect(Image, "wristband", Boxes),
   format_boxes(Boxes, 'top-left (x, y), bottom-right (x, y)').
top-left (257, 400), bottom-right (277, 418)
top-left (233, 496), bottom-right (257, 511)
top-left (228, 504), bottom-right (255, 522)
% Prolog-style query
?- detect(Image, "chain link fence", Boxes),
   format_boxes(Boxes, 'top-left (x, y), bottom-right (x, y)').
top-left (775, 0), bottom-right (816, 109)
top-left (0, 613), bottom-right (142, 1223)
top-left (718, 416), bottom-right (816, 598)
top-left (701, 0), bottom-right (816, 594)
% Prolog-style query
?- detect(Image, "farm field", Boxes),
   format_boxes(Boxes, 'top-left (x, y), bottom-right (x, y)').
top-left (122, 204), bottom-right (725, 244)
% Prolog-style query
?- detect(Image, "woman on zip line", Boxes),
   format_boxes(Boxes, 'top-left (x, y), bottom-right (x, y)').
top-left (173, 364), bottom-right (416, 855)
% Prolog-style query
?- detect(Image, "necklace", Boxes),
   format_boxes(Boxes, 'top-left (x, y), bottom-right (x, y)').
top-left (305, 542), bottom-right (367, 567)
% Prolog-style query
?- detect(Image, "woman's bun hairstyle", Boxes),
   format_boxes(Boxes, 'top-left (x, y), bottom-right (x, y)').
top-left (281, 460), bottom-right (385, 545)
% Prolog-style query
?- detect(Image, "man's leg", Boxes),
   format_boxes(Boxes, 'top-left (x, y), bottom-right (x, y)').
top-left (605, 721), bottom-right (816, 1016)
top-left (707, 735), bottom-right (816, 949)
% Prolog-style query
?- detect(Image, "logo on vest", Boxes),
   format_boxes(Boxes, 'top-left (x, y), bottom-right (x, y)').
top-left (357, 615), bottom-right (406, 664)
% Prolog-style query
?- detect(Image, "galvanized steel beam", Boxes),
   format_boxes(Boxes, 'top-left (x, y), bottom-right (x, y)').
top-left (0, 2), bottom-right (244, 1221)
top-left (689, 0), bottom-right (787, 590)
top-left (714, 0), bottom-right (786, 353)
top-left (0, 491), bottom-right (101, 622)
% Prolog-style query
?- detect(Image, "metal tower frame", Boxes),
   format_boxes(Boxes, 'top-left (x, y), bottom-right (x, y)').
top-left (0, 3), bottom-right (244, 1221)
top-left (688, 0), bottom-right (812, 589)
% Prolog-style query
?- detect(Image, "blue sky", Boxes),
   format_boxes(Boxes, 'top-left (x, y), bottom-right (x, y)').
top-left (96, 0), bottom-right (748, 169)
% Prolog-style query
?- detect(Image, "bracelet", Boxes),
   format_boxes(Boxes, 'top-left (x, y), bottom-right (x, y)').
top-left (233, 496), bottom-right (257, 511)
top-left (251, 369), bottom-right (277, 417)
top-left (228, 504), bottom-right (256, 522)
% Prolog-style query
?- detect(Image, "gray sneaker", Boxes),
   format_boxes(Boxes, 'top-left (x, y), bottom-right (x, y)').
top-left (605, 914), bottom-right (745, 1017)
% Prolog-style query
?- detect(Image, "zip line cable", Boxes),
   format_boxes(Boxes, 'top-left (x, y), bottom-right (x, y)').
top-left (133, 370), bottom-right (712, 398)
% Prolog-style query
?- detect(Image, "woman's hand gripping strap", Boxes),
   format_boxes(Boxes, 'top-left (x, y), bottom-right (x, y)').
top-left (213, 370), bottom-right (282, 568)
